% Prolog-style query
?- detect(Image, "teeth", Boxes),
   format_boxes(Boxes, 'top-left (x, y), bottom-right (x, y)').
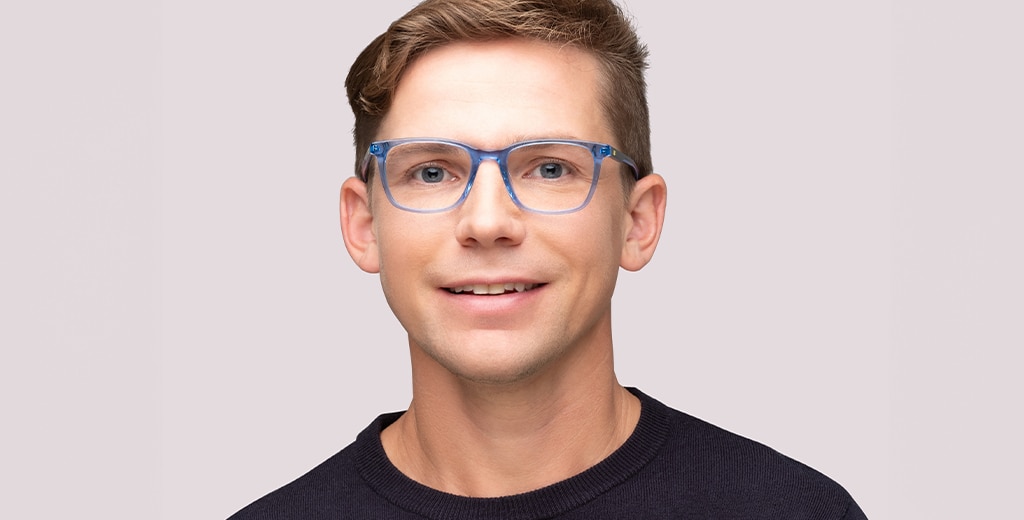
top-left (475, 284), bottom-right (501, 295)
top-left (448, 283), bottom-right (538, 294)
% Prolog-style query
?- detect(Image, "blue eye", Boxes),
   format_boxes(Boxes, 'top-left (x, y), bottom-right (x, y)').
top-left (528, 161), bottom-right (569, 180)
top-left (415, 166), bottom-right (447, 183)
top-left (536, 163), bottom-right (564, 179)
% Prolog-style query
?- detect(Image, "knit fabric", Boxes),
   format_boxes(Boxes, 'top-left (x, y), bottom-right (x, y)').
top-left (229, 389), bottom-right (866, 519)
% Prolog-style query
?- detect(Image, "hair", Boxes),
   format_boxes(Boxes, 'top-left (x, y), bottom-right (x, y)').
top-left (345, 0), bottom-right (652, 186)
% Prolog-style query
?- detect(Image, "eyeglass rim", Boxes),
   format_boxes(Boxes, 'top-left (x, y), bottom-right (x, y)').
top-left (358, 137), bottom-right (640, 215)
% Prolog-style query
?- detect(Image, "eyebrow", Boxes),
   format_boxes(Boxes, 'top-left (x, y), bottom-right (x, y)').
top-left (508, 133), bottom-right (584, 144)
top-left (389, 142), bottom-right (467, 157)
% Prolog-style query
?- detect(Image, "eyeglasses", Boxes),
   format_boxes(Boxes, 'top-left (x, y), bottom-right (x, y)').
top-left (360, 138), bottom-right (640, 214)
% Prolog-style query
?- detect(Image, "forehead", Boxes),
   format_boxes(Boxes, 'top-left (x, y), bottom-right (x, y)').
top-left (379, 39), bottom-right (611, 148)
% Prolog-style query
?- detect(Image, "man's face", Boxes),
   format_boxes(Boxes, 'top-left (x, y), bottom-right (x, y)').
top-left (355, 39), bottom-right (636, 384)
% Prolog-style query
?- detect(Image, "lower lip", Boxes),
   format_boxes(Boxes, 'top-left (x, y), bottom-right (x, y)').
top-left (440, 285), bottom-right (545, 316)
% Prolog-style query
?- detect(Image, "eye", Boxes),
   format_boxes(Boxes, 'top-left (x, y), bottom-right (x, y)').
top-left (412, 165), bottom-right (450, 184)
top-left (534, 162), bottom-right (565, 179)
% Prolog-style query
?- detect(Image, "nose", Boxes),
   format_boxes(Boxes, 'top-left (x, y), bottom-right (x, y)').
top-left (454, 160), bottom-right (525, 247)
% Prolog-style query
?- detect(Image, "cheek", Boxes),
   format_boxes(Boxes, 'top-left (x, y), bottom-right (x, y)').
top-left (556, 210), bottom-right (626, 270)
top-left (589, 191), bottom-right (630, 248)
top-left (374, 212), bottom-right (447, 275)
top-left (374, 221), bottom-right (431, 315)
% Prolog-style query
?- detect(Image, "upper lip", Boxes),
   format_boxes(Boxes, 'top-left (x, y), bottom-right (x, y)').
top-left (443, 275), bottom-right (545, 287)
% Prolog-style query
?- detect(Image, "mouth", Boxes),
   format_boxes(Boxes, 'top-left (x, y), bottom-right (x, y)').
top-left (445, 283), bottom-right (544, 295)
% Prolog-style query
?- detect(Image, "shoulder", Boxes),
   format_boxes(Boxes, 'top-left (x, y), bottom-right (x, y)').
top-left (633, 389), bottom-right (867, 519)
top-left (226, 413), bottom-right (403, 520)
top-left (227, 446), bottom-right (360, 520)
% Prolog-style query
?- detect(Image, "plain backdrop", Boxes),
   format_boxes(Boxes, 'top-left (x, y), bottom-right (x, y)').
top-left (2, 1), bottom-right (1021, 518)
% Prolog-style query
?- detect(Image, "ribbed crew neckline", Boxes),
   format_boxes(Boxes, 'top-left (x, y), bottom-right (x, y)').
top-left (354, 388), bottom-right (670, 520)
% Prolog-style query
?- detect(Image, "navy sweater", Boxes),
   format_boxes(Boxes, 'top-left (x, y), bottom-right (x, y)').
top-left (229, 389), bottom-right (867, 519)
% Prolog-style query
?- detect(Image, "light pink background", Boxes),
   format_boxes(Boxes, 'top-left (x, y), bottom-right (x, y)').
top-left (2, 1), bottom-right (1021, 518)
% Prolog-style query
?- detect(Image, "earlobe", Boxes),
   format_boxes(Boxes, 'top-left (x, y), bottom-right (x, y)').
top-left (620, 173), bottom-right (667, 272)
top-left (340, 177), bottom-right (381, 273)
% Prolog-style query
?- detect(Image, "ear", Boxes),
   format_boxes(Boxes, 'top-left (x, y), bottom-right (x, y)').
top-left (339, 176), bottom-right (381, 273)
top-left (620, 173), bottom-right (667, 272)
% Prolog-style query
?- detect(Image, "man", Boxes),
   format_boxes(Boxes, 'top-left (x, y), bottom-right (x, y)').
top-left (230, 0), bottom-right (867, 518)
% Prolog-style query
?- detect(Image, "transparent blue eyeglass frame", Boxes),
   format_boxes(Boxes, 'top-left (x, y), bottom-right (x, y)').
top-left (359, 138), bottom-right (641, 215)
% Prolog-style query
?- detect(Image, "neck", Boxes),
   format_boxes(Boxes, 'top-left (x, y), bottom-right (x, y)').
top-left (381, 340), bottom-right (640, 497)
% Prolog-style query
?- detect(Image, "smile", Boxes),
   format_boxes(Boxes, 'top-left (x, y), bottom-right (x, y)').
top-left (446, 283), bottom-right (542, 295)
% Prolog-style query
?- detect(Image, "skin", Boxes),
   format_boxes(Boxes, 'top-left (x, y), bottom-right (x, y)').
top-left (340, 38), bottom-right (667, 497)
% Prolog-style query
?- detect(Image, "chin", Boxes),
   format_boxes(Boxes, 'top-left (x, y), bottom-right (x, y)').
top-left (453, 365), bottom-right (543, 386)
top-left (427, 341), bottom-right (562, 387)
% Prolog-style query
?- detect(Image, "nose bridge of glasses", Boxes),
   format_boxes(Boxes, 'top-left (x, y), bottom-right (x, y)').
top-left (467, 149), bottom-right (515, 201)
top-left (474, 150), bottom-right (507, 175)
